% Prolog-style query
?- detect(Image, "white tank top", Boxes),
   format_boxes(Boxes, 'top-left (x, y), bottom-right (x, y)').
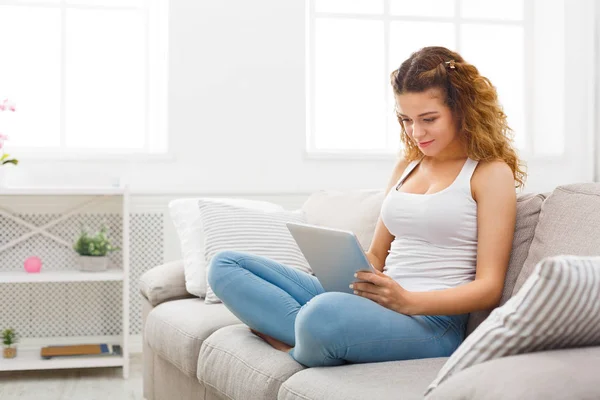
top-left (380, 156), bottom-right (479, 292)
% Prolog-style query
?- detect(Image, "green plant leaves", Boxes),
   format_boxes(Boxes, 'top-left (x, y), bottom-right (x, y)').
top-left (0, 153), bottom-right (18, 165)
top-left (1, 328), bottom-right (17, 346)
top-left (73, 225), bottom-right (119, 257)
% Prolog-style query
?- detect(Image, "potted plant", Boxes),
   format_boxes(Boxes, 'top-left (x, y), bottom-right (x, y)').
top-left (0, 98), bottom-right (18, 187)
top-left (2, 328), bottom-right (18, 359)
top-left (73, 225), bottom-right (119, 272)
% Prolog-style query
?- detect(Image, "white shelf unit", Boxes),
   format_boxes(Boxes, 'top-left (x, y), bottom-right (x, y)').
top-left (0, 269), bottom-right (125, 283)
top-left (0, 186), bottom-right (130, 378)
top-left (0, 341), bottom-right (125, 372)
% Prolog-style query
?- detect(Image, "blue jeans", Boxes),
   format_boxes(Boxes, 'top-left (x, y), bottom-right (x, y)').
top-left (207, 250), bottom-right (469, 368)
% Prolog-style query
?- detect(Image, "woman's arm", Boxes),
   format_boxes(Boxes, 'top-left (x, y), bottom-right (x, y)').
top-left (366, 158), bottom-right (410, 272)
top-left (403, 160), bottom-right (517, 316)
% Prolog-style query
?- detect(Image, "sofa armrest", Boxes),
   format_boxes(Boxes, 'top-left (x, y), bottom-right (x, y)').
top-left (139, 259), bottom-right (195, 307)
top-left (427, 346), bottom-right (600, 400)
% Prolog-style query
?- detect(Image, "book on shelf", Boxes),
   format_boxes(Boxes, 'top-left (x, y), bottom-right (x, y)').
top-left (40, 344), bottom-right (122, 359)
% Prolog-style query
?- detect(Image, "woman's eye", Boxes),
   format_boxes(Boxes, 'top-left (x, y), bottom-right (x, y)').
top-left (424, 118), bottom-right (436, 123)
top-left (401, 118), bottom-right (411, 123)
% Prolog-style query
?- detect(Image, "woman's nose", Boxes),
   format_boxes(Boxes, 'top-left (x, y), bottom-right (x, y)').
top-left (412, 124), bottom-right (425, 139)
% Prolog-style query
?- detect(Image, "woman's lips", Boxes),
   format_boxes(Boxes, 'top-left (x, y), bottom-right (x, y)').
top-left (419, 140), bottom-right (434, 148)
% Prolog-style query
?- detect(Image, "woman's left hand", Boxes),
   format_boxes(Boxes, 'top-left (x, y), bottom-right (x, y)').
top-left (352, 269), bottom-right (415, 315)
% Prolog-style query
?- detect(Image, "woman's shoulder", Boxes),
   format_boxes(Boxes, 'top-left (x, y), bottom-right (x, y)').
top-left (384, 157), bottom-right (412, 194)
top-left (472, 158), bottom-right (512, 177)
top-left (471, 159), bottom-right (515, 202)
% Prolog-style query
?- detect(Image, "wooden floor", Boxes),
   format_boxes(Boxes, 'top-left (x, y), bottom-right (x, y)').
top-left (0, 353), bottom-right (143, 400)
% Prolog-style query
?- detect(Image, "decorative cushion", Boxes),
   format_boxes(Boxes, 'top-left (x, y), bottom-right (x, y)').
top-left (512, 183), bottom-right (600, 296)
top-left (425, 255), bottom-right (600, 397)
top-left (465, 192), bottom-right (546, 336)
top-left (301, 190), bottom-right (385, 251)
top-left (198, 200), bottom-right (312, 304)
top-left (168, 198), bottom-right (284, 298)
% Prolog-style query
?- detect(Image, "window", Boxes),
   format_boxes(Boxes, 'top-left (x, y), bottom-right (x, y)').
top-left (0, 0), bottom-right (168, 157)
top-left (306, 0), bottom-right (566, 158)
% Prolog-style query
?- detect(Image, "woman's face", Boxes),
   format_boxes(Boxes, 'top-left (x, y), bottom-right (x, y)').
top-left (395, 88), bottom-right (460, 157)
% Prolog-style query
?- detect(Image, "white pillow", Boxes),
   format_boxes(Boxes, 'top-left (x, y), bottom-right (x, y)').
top-left (168, 198), bottom-right (285, 298)
top-left (198, 199), bottom-right (313, 304)
top-left (424, 255), bottom-right (600, 397)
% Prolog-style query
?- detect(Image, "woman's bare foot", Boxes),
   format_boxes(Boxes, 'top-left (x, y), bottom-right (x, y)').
top-left (250, 328), bottom-right (293, 353)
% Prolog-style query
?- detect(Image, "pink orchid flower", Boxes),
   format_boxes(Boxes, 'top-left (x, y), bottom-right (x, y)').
top-left (1, 99), bottom-right (16, 112)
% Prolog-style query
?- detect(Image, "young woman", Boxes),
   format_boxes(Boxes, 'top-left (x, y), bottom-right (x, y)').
top-left (208, 46), bottom-right (526, 368)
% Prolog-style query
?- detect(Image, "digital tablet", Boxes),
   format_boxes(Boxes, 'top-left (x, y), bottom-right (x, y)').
top-left (286, 222), bottom-right (378, 294)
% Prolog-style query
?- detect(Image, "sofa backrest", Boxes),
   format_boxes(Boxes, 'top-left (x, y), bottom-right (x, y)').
top-left (511, 183), bottom-right (600, 296)
top-left (301, 189), bottom-right (386, 251)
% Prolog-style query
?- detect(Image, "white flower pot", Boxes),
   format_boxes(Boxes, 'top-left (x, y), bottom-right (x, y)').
top-left (78, 256), bottom-right (109, 272)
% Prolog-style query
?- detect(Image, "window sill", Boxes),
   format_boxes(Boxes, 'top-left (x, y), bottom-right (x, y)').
top-left (304, 150), bottom-right (570, 163)
top-left (12, 151), bottom-right (176, 163)
top-left (303, 149), bottom-right (400, 161)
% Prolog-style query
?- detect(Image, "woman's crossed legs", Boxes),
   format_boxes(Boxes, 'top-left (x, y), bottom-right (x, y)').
top-left (208, 250), bottom-right (467, 368)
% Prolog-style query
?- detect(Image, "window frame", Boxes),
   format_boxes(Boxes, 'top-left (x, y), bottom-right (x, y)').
top-left (0, 0), bottom-right (170, 161)
top-left (304, 0), bottom-right (532, 160)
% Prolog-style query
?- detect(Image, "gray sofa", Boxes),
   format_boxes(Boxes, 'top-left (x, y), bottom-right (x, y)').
top-left (140, 183), bottom-right (600, 400)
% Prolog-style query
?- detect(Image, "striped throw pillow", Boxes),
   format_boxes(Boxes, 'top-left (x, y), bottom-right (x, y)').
top-left (198, 199), bottom-right (313, 304)
top-left (425, 255), bottom-right (600, 397)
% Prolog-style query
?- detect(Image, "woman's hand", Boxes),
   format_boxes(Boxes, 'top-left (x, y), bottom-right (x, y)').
top-left (351, 268), bottom-right (415, 315)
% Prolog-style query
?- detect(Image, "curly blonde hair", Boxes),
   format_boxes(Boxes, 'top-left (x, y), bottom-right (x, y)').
top-left (390, 46), bottom-right (526, 189)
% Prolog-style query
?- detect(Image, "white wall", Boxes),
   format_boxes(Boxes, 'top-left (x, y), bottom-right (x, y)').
top-left (9, 0), bottom-right (598, 195)
top-left (12, 0), bottom-right (395, 195)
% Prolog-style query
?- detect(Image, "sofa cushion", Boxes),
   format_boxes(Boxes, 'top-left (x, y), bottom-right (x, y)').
top-left (425, 346), bottom-right (600, 400)
top-left (278, 356), bottom-right (448, 400)
top-left (197, 324), bottom-right (306, 400)
top-left (145, 298), bottom-right (241, 377)
top-left (301, 189), bottom-right (385, 250)
top-left (513, 183), bottom-right (600, 296)
top-left (465, 192), bottom-right (546, 336)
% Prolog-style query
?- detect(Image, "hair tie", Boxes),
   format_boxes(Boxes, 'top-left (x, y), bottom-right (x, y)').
top-left (444, 60), bottom-right (456, 69)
